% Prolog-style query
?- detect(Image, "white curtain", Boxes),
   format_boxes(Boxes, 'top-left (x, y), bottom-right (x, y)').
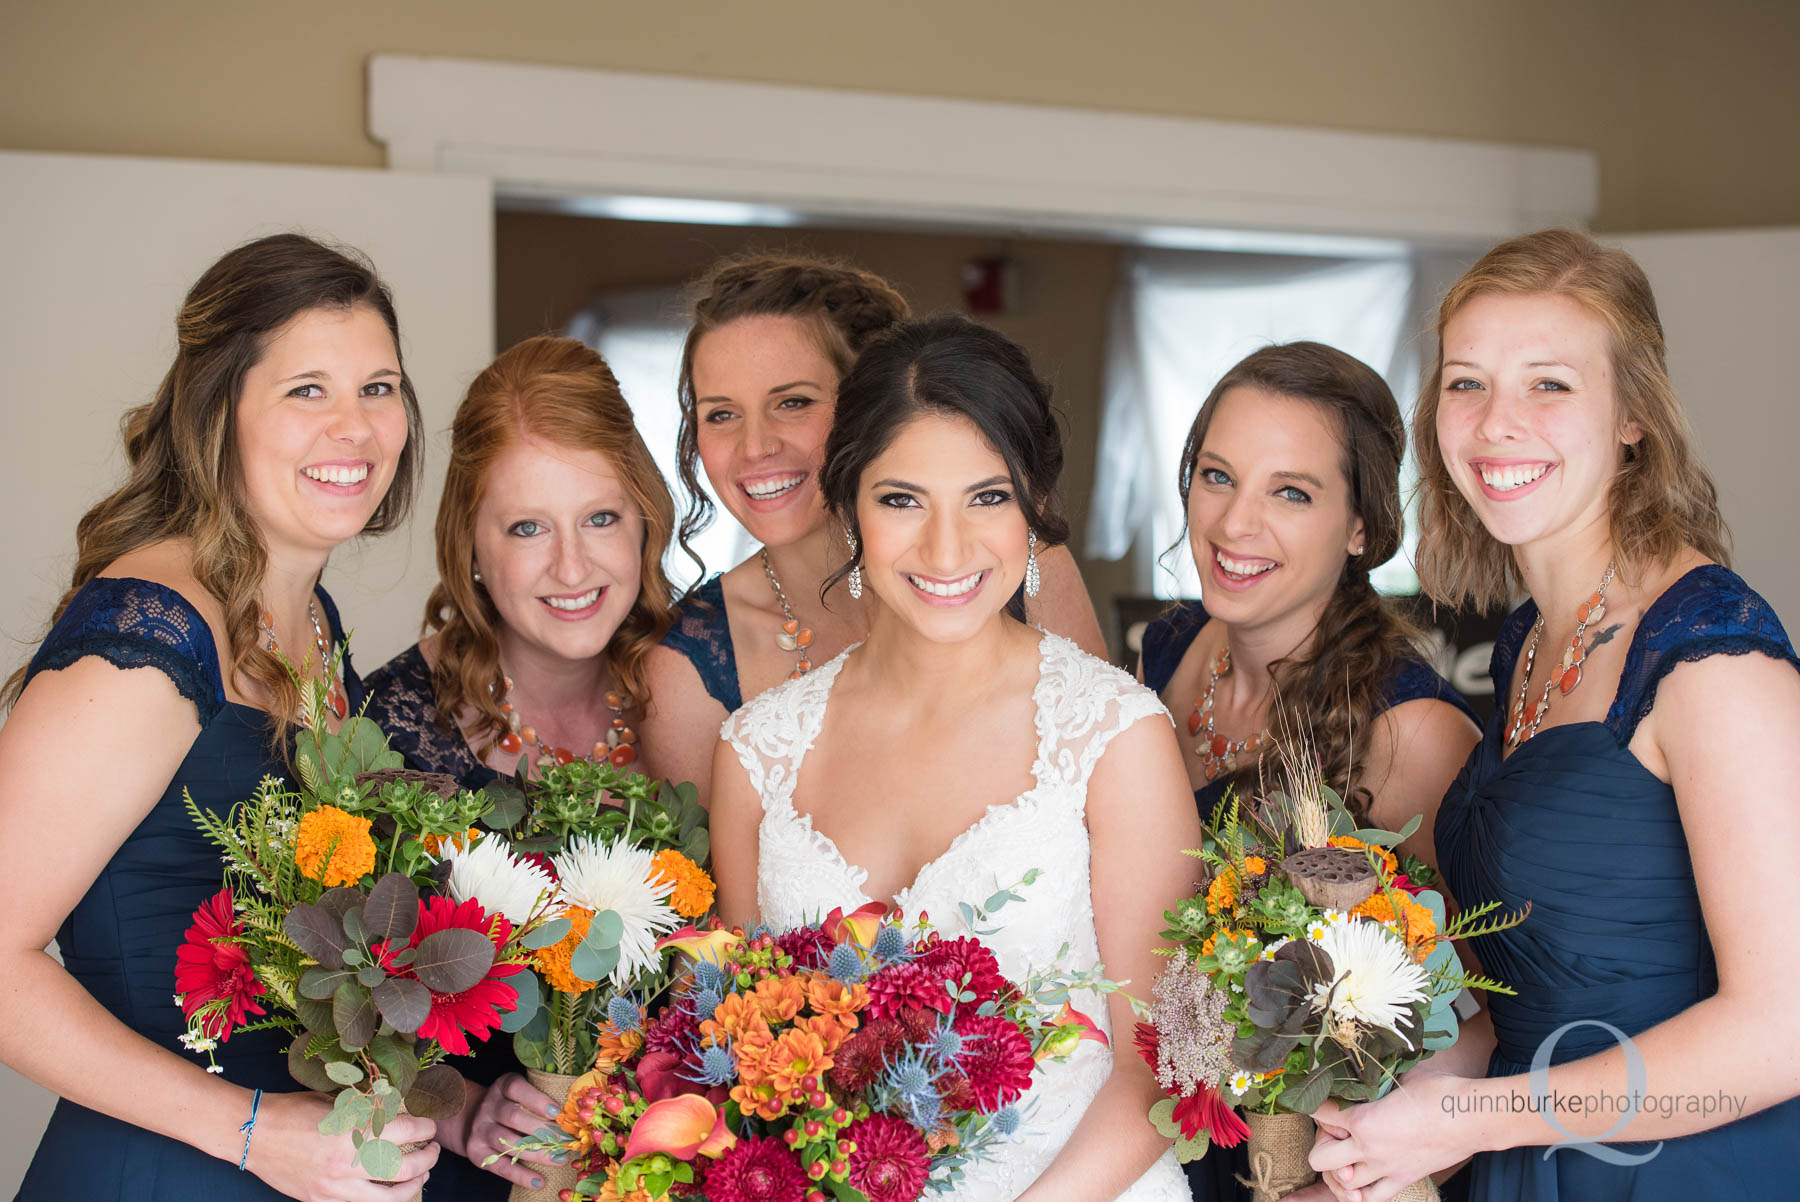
top-left (1087, 250), bottom-right (1419, 599)
top-left (565, 289), bottom-right (755, 594)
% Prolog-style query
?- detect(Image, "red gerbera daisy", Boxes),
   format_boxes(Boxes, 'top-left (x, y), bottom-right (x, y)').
top-left (912, 935), bottom-right (1008, 1005)
top-left (175, 888), bottom-right (266, 1040)
top-left (1133, 1021), bottom-right (1160, 1072)
top-left (1172, 1084), bottom-right (1250, 1148)
top-left (952, 1012), bottom-right (1036, 1111)
top-left (700, 1135), bottom-right (809, 1202)
top-left (864, 962), bottom-right (953, 1021)
top-left (843, 1114), bottom-right (930, 1202)
top-left (375, 896), bottom-right (522, 1056)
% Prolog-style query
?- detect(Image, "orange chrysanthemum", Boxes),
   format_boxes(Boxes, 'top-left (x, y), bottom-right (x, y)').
top-left (595, 1162), bottom-right (653, 1202)
top-left (648, 849), bottom-right (716, 919)
top-left (1330, 835), bottom-right (1399, 878)
top-left (1352, 891), bottom-right (1439, 960)
top-left (805, 975), bottom-right (869, 1022)
top-left (798, 1011), bottom-right (854, 1055)
top-left (294, 806), bottom-right (377, 887)
top-left (596, 1004), bottom-right (647, 1072)
top-left (765, 1028), bottom-right (832, 1097)
top-left (747, 974), bottom-right (808, 1027)
top-left (533, 906), bottom-right (598, 994)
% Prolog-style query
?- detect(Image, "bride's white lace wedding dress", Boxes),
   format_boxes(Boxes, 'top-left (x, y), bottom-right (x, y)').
top-left (723, 630), bottom-right (1190, 1202)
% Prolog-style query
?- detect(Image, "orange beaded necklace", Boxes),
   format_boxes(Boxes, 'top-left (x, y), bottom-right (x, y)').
top-left (491, 675), bottom-right (638, 769)
top-left (1505, 560), bottom-right (1617, 749)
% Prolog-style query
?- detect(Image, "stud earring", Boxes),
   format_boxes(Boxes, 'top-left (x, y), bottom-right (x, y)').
top-left (846, 529), bottom-right (863, 600)
top-left (1025, 530), bottom-right (1041, 598)
top-left (472, 566), bottom-right (483, 583)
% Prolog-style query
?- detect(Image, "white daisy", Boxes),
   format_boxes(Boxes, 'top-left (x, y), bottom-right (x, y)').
top-left (1227, 1071), bottom-right (1256, 1096)
top-left (553, 835), bottom-right (680, 987)
top-left (436, 834), bottom-right (555, 926)
top-left (1322, 908), bottom-right (1351, 927)
top-left (1309, 918), bottom-right (1430, 1033)
top-left (1259, 936), bottom-right (1294, 962)
top-left (1305, 918), bottom-right (1330, 943)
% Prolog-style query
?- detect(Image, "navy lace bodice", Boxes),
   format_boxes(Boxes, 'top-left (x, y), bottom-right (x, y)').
top-left (16, 577), bottom-right (359, 1201)
top-left (660, 575), bottom-right (741, 713)
top-left (362, 643), bottom-right (498, 794)
top-left (1436, 565), bottom-right (1800, 1200)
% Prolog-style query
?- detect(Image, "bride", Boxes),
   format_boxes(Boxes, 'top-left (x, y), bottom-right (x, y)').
top-left (710, 315), bottom-right (1199, 1200)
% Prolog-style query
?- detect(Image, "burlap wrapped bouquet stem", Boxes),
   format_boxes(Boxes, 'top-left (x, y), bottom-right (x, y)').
top-left (1236, 1110), bottom-right (1440, 1202)
top-left (506, 1069), bottom-right (583, 1202)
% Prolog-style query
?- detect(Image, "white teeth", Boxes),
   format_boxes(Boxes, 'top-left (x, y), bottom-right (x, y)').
top-left (907, 571), bottom-right (984, 598)
top-left (1478, 463), bottom-right (1551, 491)
top-left (544, 588), bottom-right (601, 611)
top-left (302, 464), bottom-right (370, 486)
top-left (744, 474), bottom-right (806, 499)
top-left (1216, 552), bottom-right (1276, 578)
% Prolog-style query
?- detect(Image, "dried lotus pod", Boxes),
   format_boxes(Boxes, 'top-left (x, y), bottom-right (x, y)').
top-left (354, 767), bottom-right (463, 800)
top-left (1281, 845), bottom-right (1378, 911)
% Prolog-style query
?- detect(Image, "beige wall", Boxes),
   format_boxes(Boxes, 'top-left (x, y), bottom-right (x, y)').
top-left (496, 213), bottom-right (1136, 624)
top-left (3, 1), bottom-right (1798, 233)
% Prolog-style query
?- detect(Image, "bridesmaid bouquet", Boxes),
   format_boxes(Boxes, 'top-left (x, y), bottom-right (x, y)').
top-left (1140, 753), bottom-right (1527, 1202)
top-left (488, 897), bottom-right (1114, 1202)
top-left (173, 708), bottom-right (573, 1182)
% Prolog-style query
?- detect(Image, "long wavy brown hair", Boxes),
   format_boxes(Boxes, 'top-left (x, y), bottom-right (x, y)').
top-left (423, 336), bottom-right (676, 752)
top-left (1176, 342), bottom-right (1423, 820)
top-left (4, 234), bottom-right (424, 752)
top-left (673, 251), bottom-right (910, 576)
top-left (1414, 228), bottom-right (1731, 609)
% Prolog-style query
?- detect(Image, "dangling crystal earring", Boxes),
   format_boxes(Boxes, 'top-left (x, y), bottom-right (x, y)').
top-left (846, 529), bottom-right (864, 600)
top-left (1025, 530), bottom-right (1041, 598)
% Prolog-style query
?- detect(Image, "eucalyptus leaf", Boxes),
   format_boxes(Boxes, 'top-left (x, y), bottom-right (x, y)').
top-left (343, 946), bottom-right (365, 967)
top-left (316, 1089), bottom-right (373, 1133)
top-left (371, 975), bottom-right (432, 1035)
top-left (342, 906), bottom-right (367, 944)
top-left (356, 963), bottom-right (386, 989)
top-left (366, 1033), bottom-right (420, 1095)
top-left (365, 873), bottom-right (420, 943)
top-left (479, 783), bottom-right (527, 831)
top-left (324, 1059), bottom-right (365, 1087)
top-left (287, 1037), bottom-right (338, 1092)
top-left (497, 969), bottom-right (542, 1033)
top-left (357, 1138), bottom-right (404, 1181)
top-left (569, 939), bottom-right (619, 985)
top-left (521, 917), bottom-right (571, 950)
top-left (411, 927), bottom-right (496, 994)
top-left (1281, 1063), bottom-right (1333, 1115)
top-left (586, 909), bottom-right (624, 949)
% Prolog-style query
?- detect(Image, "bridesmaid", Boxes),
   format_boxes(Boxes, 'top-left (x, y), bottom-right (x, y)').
top-left (640, 253), bottom-right (1107, 803)
top-left (1308, 229), bottom-right (1800, 1201)
top-left (1138, 343), bottom-right (1480, 1202)
top-left (1140, 342), bottom-right (1480, 867)
top-left (0, 235), bottom-right (439, 1199)
top-left (364, 335), bottom-right (678, 1194)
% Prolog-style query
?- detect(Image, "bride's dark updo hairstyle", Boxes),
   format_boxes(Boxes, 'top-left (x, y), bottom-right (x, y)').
top-left (820, 314), bottom-right (1069, 621)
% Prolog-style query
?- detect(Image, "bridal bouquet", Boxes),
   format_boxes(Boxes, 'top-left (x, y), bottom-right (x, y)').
top-left (174, 707), bottom-right (572, 1182)
top-left (490, 893), bottom-right (1115, 1202)
top-left (1141, 759), bottom-right (1527, 1202)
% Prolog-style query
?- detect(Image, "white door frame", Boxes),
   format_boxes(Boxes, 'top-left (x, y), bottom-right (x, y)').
top-left (368, 55), bottom-right (1596, 246)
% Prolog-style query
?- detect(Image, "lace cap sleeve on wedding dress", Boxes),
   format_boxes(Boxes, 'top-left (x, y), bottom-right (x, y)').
top-left (722, 631), bottom-right (1189, 1201)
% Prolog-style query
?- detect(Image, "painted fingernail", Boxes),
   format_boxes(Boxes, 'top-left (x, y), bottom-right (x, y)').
top-left (546, 1103), bottom-right (560, 1117)
top-left (531, 1178), bottom-right (544, 1189)
top-left (551, 1150), bottom-right (570, 1163)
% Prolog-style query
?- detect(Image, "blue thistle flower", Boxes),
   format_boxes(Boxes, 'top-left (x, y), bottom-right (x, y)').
top-left (873, 924), bottom-right (907, 961)
top-left (606, 995), bottom-right (641, 1033)
top-left (680, 1040), bottom-right (739, 1088)
top-left (992, 1105), bottom-right (1022, 1136)
top-left (685, 985), bottom-right (724, 1019)
top-left (692, 960), bottom-right (727, 992)
top-left (827, 942), bottom-right (868, 983)
top-left (930, 1022), bottom-right (965, 1063)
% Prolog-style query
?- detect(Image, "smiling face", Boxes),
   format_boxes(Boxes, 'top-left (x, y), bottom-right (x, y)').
top-left (233, 303), bottom-right (409, 559)
top-left (1186, 387), bottom-right (1364, 636)
top-left (471, 438), bottom-right (645, 666)
top-left (856, 412), bottom-right (1028, 644)
top-left (691, 315), bottom-right (839, 549)
top-left (1434, 291), bottom-right (1638, 552)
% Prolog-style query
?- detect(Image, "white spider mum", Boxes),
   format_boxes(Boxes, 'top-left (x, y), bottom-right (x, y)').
top-left (436, 835), bottom-right (555, 927)
top-left (1310, 918), bottom-right (1430, 1033)
top-left (553, 835), bottom-right (680, 986)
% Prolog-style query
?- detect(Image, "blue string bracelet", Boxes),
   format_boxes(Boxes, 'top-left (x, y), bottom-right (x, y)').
top-left (238, 1088), bottom-right (263, 1171)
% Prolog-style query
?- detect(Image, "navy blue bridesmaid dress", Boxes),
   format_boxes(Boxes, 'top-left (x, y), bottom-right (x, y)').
top-left (1436, 565), bottom-right (1800, 1200)
top-left (659, 575), bottom-right (743, 713)
top-left (1141, 600), bottom-right (1479, 1202)
top-left (364, 644), bottom-right (500, 794)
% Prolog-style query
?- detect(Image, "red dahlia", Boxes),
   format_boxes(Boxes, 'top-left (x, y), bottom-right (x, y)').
top-left (775, 925), bottom-right (834, 969)
top-left (644, 1000), bottom-right (700, 1055)
top-left (175, 888), bottom-right (266, 1040)
top-left (375, 896), bottom-right (522, 1056)
top-left (864, 963), bottom-right (953, 1021)
top-left (1173, 1084), bottom-right (1250, 1148)
top-left (700, 1135), bottom-right (810, 1202)
top-left (843, 1113), bottom-right (930, 1202)
top-left (952, 1013), bottom-right (1036, 1111)
top-left (912, 936), bottom-right (1007, 1005)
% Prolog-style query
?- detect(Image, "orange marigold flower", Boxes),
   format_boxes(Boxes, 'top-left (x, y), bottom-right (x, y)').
top-left (534, 906), bottom-right (598, 994)
top-left (294, 806), bottom-right (377, 887)
top-left (648, 849), bottom-right (716, 919)
top-left (1352, 891), bottom-right (1439, 961)
top-left (1204, 856), bottom-right (1267, 916)
top-left (421, 828), bottom-right (478, 857)
top-left (1200, 928), bottom-right (1257, 957)
top-left (805, 975), bottom-right (869, 1021)
top-left (1330, 835), bottom-right (1399, 878)
top-left (765, 1028), bottom-right (832, 1097)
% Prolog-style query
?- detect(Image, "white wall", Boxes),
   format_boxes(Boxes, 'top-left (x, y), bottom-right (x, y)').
top-left (0, 151), bottom-right (493, 1194)
top-left (1617, 228), bottom-right (1800, 627)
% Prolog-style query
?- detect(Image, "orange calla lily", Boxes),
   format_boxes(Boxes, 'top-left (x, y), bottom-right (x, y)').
top-left (824, 901), bottom-right (888, 949)
top-left (1035, 1002), bottom-right (1110, 1062)
top-left (657, 924), bottom-right (742, 966)
top-left (623, 1094), bottom-right (737, 1162)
